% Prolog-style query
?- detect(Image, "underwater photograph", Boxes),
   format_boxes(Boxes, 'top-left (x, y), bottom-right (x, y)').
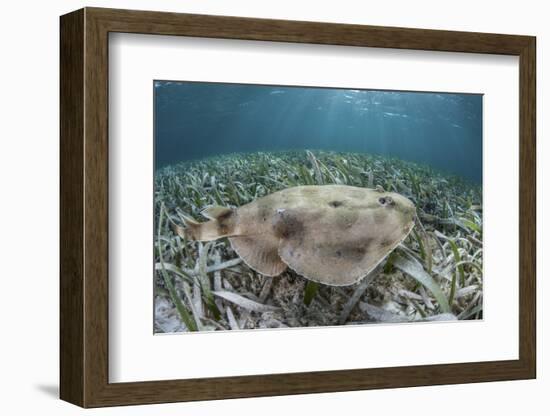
top-left (153, 81), bottom-right (483, 333)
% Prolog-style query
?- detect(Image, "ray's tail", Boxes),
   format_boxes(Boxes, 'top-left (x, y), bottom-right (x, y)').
top-left (173, 206), bottom-right (237, 242)
top-left (172, 216), bottom-right (202, 241)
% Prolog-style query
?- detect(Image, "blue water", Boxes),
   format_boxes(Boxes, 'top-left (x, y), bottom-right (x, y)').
top-left (154, 81), bottom-right (482, 182)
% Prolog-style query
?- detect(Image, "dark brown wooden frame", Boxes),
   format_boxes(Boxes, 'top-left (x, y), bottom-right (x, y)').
top-left (60, 7), bottom-right (536, 408)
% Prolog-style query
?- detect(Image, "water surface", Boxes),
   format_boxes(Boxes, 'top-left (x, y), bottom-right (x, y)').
top-left (154, 81), bottom-right (482, 182)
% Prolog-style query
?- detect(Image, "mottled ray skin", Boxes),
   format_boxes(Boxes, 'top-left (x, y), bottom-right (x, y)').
top-left (179, 185), bottom-right (416, 286)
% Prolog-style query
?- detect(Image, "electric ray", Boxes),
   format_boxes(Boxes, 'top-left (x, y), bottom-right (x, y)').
top-left (176, 185), bottom-right (416, 286)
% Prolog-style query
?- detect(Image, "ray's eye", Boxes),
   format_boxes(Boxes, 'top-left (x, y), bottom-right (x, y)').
top-left (378, 196), bottom-right (394, 206)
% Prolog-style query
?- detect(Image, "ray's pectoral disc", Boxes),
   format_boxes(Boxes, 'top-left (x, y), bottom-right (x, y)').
top-left (177, 185), bottom-right (416, 286)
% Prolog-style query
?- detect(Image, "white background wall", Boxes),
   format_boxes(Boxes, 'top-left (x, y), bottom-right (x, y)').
top-left (0, 0), bottom-right (546, 414)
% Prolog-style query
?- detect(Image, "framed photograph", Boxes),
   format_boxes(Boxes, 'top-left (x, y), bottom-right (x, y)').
top-left (60, 7), bottom-right (536, 407)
